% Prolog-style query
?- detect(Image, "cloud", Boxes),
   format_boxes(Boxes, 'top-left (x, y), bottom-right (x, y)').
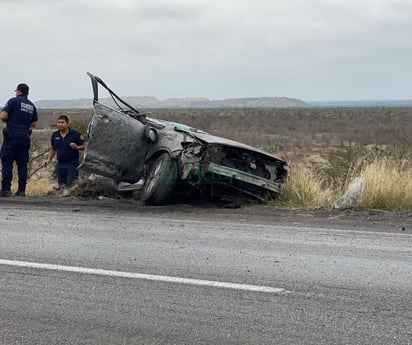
top-left (0, 0), bottom-right (411, 101)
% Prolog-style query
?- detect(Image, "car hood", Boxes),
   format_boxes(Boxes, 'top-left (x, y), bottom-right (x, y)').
top-left (152, 118), bottom-right (282, 161)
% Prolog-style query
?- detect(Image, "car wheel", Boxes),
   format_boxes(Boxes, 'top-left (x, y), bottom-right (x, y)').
top-left (143, 153), bottom-right (177, 205)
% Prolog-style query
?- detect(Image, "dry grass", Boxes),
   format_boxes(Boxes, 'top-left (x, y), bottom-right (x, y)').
top-left (26, 177), bottom-right (54, 196)
top-left (277, 166), bottom-right (335, 209)
top-left (360, 159), bottom-right (412, 210)
top-left (277, 154), bottom-right (412, 211)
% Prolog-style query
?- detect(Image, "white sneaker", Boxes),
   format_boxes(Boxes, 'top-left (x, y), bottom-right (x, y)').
top-left (62, 187), bottom-right (70, 197)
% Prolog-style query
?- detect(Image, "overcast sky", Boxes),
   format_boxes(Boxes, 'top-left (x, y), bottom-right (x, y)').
top-left (1, 0), bottom-right (411, 102)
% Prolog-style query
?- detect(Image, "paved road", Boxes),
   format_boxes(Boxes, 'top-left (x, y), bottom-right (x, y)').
top-left (0, 200), bottom-right (411, 345)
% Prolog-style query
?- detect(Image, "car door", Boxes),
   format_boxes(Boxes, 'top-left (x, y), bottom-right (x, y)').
top-left (80, 103), bottom-right (148, 183)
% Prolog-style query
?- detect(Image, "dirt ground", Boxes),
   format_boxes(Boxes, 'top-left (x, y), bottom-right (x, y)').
top-left (1, 194), bottom-right (411, 235)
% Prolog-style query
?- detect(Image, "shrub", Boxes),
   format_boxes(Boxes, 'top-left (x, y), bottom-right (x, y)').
top-left (315, 143), bottom-right (385, 193)
top-left (277, 165), bottom-right (334, 209)
top-left (261, 143), bottom-right (283, 154)
top-left (361, 158), bottom-right (412, 210)
top-left (69, 119), bottom-right (90, 140)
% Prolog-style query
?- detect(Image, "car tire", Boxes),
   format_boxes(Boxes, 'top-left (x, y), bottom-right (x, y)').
top-left (143, 153), bottom-right (177, 205)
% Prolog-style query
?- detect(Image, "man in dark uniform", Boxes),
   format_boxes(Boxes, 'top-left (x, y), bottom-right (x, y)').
top-left (44, 115), bottom-right (84, 196)
top-left (0, 83), bottom-right (38, 197)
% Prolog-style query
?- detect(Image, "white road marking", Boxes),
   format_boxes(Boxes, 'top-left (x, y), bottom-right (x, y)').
top-left (0, 259), bottom-right (285, 293)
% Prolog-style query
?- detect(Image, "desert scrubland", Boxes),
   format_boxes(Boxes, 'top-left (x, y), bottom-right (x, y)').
top-left (20, 106), bottom-right (412, 209)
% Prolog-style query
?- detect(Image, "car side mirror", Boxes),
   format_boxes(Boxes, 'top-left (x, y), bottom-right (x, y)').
top-left (144, 126), bottom-right (158, 142)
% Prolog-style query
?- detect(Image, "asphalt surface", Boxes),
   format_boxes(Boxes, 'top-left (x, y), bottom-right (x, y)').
top-left (0, 196), bottom-right (411, 344)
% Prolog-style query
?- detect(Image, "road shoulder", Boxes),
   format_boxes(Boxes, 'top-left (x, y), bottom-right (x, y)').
top-left (1, 195), bottom-right (411, 234)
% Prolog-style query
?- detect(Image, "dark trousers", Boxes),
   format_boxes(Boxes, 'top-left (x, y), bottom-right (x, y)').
top-left (57, 160), bottom-right (79, 187)
top-left (1, 135), bottom-right (30, 193)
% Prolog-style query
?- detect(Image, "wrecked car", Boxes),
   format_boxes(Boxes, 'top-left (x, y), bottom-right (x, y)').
top-left (80, 73), bottom-right (288, 205)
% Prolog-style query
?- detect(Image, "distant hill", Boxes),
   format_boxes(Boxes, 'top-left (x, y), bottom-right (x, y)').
top-left (35, 96), bottom-right (307, 109)
top-left (307, 99), bottom-right (412, 107)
